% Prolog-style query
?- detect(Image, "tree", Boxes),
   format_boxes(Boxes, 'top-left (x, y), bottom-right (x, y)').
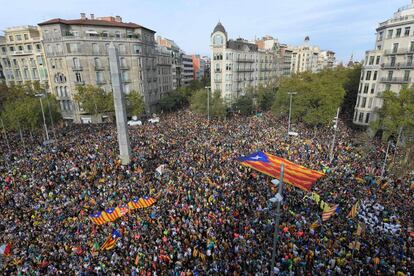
top-left (74, 85), bottom-right (114, 114)
top-left (190, 89), bottom-right (226, 119)
top-left (341, 65), bottom-right (362, 126)
top-left (233, 93), bottom-right (254, 115)
top-left (272, 70), bottom-right (346, 127)
top-left (126, 90), bottom-right (145, 117)
top-left (371, 86), bottom-right (414, 172)
top-left (256, 85), bottom-right (277, 111)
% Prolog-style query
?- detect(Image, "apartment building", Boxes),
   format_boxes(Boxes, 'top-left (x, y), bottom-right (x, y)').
top-left (156, 36), bottom-right (184, 90)
top-left (290, 37), bottom-right (336, 74)
top-left (182, 54), bottom-right (194, 86)
top-left (210, 22), bottom-right (279, 102)
top-left (0, 26), bottom-right (49, 89)
top-left (354, 1), bottom-right (414, 126)
top-left (156, 45), bottom-right (173, 97)
top-left (279, 44), bottom-right (293, 76)
top-left (192, 54), bottom-right (206, 81)
top-left (38, 13), bottom-right (159, 121)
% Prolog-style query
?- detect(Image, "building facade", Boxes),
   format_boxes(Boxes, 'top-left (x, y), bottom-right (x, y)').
top-left (182, 54), bottom-right (194, 86)
top-left (155, 45), bottom-right (173, 99)
top-left (279, 44), bottom-right (293, 76)
top-left (0, 26), bottom-right (49, 89)
top-left (290, 37), bottom-right (336, 74)
top-left (210, 23), bottom-right (279, 102)
top-left (156, 36), bottom-right (184, 90)
top-left (38, 14), bottom-right (160, 121)
top-left (354, 1), bottom-right (414, 126)
top-left (191, 54), bottom-right (206, 81)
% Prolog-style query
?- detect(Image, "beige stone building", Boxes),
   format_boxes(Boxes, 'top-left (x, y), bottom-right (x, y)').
top-left (0, 26), bottom-right (49, 89)
top-left (290, 37), bottom-right (336, 74)
top-left (210, 23), bottom-right (279, 102)
top-left (37, 14), bottom-right (163, 121)
top-left (354, 1), bottom-right (414, 126)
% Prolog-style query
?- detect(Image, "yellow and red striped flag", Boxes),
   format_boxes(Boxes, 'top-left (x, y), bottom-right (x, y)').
top-left (238, 152), bottom-right (324, 191)
top-left (347, 201), bottom-right (360, 219)
top-left (100, 229), bottom-right (122, 251)
top-left (322, 204), bottom-right (339, 222)
top-left (310, 220), bottom-right (320, 230)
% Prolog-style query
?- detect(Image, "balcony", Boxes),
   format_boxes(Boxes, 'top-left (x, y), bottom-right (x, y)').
top-left (380, 77), bottom-right (411, 83)
top-left (236, 68), bottom-right (254, 72)
top-left (96, 79), bottom-right (106, 85)
top-left (214, 79), bottom-right (222, 83)
top-left (382, 62), bottom-right (414, 69)
top-left (384, 48), bottom-right (414, 55)
top-left (120, 64), bottom-right (130, 70)
top-left (12, 50), bottom-right (33, 56)
top-left (74, 80), bottom-right (85, 85)
top-left (72, 65), bottom-right (83, 71)
top-left (214, 68), bottom-right (222, 73)
top-left (236, 58), bottom-right (255, 63)
top-left (122, 79), bottom-right (131, 83)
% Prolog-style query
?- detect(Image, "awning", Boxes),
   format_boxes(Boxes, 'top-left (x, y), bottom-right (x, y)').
top-left (85, 30), bottom-right (98, 35)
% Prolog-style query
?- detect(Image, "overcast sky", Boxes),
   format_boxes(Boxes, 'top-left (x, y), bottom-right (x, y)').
top-left (0, 0), bottom-right (410, 62)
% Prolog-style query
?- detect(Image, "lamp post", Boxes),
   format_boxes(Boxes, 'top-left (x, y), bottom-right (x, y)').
top-left (329, 108), bottom-right (340, 163)
top-left (205, 86), bottom-right (211, 122)
top-left (0, 118), bottom-right (11, 153)
top-left (287, 92), bottom-right (297, 138)
top-left (269, 164), bottom-right (285, 275)
top-left (381, 141), bottom-right (391, 178)
top-left (46, 97), bottom-right (57, 140)
top-left (35, 93), bottom-right (50, 142)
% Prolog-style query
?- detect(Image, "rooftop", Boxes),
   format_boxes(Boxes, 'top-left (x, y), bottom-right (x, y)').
top-left (38, 15), bottom-right (155, 33)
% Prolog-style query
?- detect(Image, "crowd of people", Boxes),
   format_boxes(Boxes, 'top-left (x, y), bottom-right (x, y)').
top-left (0, 111), bottom-right (413, 275)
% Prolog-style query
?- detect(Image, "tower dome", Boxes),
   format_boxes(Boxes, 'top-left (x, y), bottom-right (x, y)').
top-left (212, 22), bottom-right (227, 35)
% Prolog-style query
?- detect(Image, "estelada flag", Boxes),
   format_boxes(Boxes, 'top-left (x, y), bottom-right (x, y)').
top-left (89, 211), bottom-right (106, 225)
top-left (237, 151), bottom-right (324, 191)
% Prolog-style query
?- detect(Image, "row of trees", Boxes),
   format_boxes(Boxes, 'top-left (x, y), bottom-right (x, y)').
top-left (0, 82), bottom-right (61, 136)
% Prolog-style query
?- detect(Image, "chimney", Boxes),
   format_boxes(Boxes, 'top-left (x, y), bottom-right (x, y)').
top-left (115, 16), bottom-right (122, 22)
top-left (90, 14), bottom-right (95, 20)
top-left (80, 13), bottom-right (86, 20)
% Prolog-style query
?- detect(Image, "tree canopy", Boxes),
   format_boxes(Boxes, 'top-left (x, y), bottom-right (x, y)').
top-left (190, 89), bottom-right (226, 119)
top-left (74, 85), bottom-right (114, 114)
top-left (126, 90), bottom-right (145, 117)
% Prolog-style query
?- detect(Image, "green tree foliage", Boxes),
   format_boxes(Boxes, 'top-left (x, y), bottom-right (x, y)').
top-left (159, 80), bottom-right (205, 112)
top-left (371, 86), bottom-right (414, 174)
top-left (256, 85), bottom-right (277, 111)
top-left (233, 93), bottom-right (254, 115)
top-left (1, 84), bottom-right (61, 132)
top-left (272, 69), bottom-right (346, 127)
top-left (190, 89), bottom-right (226, 119)
top-left (74, 85), bottom-right (114, 114)
top-left (341, 65), bottom-right (362, 125)
top-left (126, 90), bottom-right (145, 117)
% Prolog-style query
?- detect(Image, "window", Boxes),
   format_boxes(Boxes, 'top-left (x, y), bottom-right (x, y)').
top-left (8, 35), bottom-right (14, 42)
top-left (18, 46), bottom-right (23, 51)
top-left (119, 44), bottom-right (126, 54)
top-left (370, 84), bottom-right (375, 94)
top-left (368, 98), bottom-right (373, 109)
top-left (1, 47), bottom-right (6, 54)
top-left (366, 71), bottom-right (371, 80)
top-left (115, 31), bottom-right (121, 38)
top-left (387, 71), bottom-right (393, 80)
top-left (385, 84), bottom-right (391, 91)
top-left (67, 43), bottom-right (79, 53)
top-left (133, 44), bottom-right (141, 54)
top-left (369, 56), bottom-right (375, 65)
top-left (16, 35), bottom-right (22, 41)
top-left (404, 70), bottom-right (410, 81)
top-left (354, 111), bottom-right (358, 121)
top-left (390, 56), bottom-right (396, 66)
top-left (410, 41), bottom-right (414, 52)
top-left (405, 27), bottom-right (411, 36)
top-left (31, 68), bottom-right (38, 79)
top-left (396, 28), bottom-right (401, 38)
top-left (378, 31), bottom-right (383, 41)
top-left (364, 84), bottom-right (369, 93)
top-left (37, 56), bottom-right (44, 65)
top-left (376, 56), bottom-right (380, 65)
top-left (94, 58), bottom-right (101, 68)
top-left (96, 71), bottom-right (104, 83)
top-left (408, 55), bottom-right (413, 65)
top-left (357, 96), bottom-right (361, 107)
top-left (358, 112), bottom-right (364, 123)
top-left (92, 43), bottom-right (99, 54)
top-left (365, 113), bottom-right (370, 124)
top-left (122, 70), bottom-right (129, 81)
top-left (26, 45), bottom-right (32, 51)
top-left (361, 97), bottom-right (367, 108)
top-left (9, 46), bottom-right (14, 52)
top-left (373, 71), bottom-right (378, 81)
top-left (75, 72), bottom-right (82, 82)
top-left (120, 57), bottom-right (127, 68)
top-left (72, 58), bottom-right (81, 69)
top-left (392, 43), bottom-right (399, 54)
top-left (102, 31), bottom-right (108, 37)
top-left (36, 44), bottom-right (41, 51)
top-left (24, 33), bottom-right (29, 40)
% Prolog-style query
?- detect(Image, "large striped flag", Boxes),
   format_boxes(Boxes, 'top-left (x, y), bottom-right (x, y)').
top-left (100, 229), bottom-right (122, 251)
top-left (322, 204), bottom-right (339, 221)
top-left (89, 211), bottom-right (106, 225)
top-left (237, 151), bottom-right (324, 191)
top-left (347, 201), bottom-right (360, 218)
top-left (128, 196), bottom-right (156, 210)
top-left (102, 207), bottom-right (121, 222)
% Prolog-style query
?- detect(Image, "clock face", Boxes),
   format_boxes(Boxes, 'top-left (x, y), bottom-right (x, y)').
top-left (214, 34), bottom-right (224, 46)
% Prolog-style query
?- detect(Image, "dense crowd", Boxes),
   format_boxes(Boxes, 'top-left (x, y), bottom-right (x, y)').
top-left (0, 111), bottom-right (413, 275)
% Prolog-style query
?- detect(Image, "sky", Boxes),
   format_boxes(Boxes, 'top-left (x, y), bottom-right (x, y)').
top-left (0, 0), bottom-right (410, 62)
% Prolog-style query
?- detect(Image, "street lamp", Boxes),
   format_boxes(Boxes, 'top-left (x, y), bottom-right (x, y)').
top-left (270, 164), bottom-right (285, 275)
top-left (381, 141), bottom-right (392, 178)
top-left (35, 93), bottom-right (50, 142)
top-left (205, 86), bottom-right (211, 122)
top-left (329, 108), bottom-right (340, 163)
top-left (287, 92), bottom-right (297, 138)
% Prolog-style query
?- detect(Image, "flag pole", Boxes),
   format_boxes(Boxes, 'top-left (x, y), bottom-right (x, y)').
top-left (270, 163), bottom-right (284, 275)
